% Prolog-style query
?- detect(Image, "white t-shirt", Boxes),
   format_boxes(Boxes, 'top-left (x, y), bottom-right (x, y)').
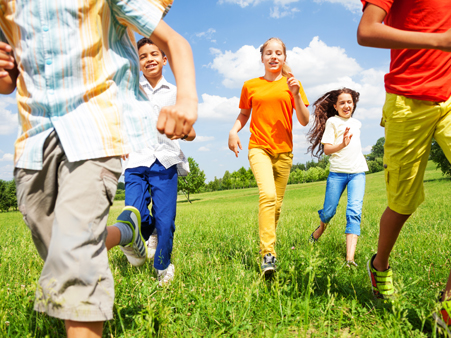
top-left (123, 76), bottom-right (190, 176)
top-left (321, 116), bottom-right (368, 174)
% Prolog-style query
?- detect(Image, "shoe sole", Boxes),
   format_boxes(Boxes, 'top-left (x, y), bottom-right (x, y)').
top-left (433, 312), bottom-right (451, 335)
top-left (122, 206), bottom-right (148, 266)
top-left (262, 266), bottom-right (275, 276)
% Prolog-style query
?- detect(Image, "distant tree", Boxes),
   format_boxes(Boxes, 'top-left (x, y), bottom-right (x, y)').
top-left (306, 167), bottom-right (320, 182)
top-left (317, 155), bottom-right (330, 169)
top-left (0, 180), bottom-right (8, 212)
top-left (117, 182), bottom-right (125, 190)
top-left (367, 158), bottom-right (384, 174)
top-left (306, 160), bottom-right (317, 170)
top-left (7, 180), bottom-right (17, 211)
top-left (366, 137), bottom-right (385, 161)
top-left (0, 179), bottom-right (16, 212)
top-left (178, 157), bottom-right (206, 199)
top-left (222, 171), bottom-right (232, 190)
top-left (430, 140), bottom-right (451, 176)
top-left (291, 163), bottom-right (306, 172)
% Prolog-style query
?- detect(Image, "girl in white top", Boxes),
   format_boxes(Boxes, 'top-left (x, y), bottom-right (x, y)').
top-left (306, 88), bottom-right (368, 267)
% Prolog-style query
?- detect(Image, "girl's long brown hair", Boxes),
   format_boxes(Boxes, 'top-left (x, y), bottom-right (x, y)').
top-left (260, 37), bottom-right (292, 78)
top-left (307, 88), bottom-right (360, 158)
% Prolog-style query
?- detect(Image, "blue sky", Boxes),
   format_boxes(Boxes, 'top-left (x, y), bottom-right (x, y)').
top-left (0, 0), bottom-right (389, 182)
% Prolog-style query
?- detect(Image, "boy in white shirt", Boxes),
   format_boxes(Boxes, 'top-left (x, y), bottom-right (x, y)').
top-left (108, 38), bottom-right (195, 284)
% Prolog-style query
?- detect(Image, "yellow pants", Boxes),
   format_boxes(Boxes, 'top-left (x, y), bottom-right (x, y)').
top-left (382, 93), bottom-right (451, 214)
top-left (248, 148), bottom-right (293, 257)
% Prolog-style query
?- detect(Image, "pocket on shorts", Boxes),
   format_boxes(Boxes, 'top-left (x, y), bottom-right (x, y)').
top-left (14, 168), bottom-right (36, 185)
top-left (102, 175), bottom-right (118, 206)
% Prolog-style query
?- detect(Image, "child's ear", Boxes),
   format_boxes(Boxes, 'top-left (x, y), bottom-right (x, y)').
top-left (163, 56), bottom-right (168, 65)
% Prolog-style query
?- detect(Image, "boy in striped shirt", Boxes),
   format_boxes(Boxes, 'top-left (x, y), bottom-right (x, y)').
top-left (0, 1), bottom-right (197, 337)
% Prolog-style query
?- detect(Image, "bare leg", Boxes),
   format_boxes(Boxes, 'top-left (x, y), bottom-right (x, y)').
top-left (105, 226), bottom-right (121, 251)
top-left (65, 320), bottom-right (103, 338)
top-left (313, 221), bottom-right (327, 240)
top-left (443, 270), bottom-right (451, 301)
top-left (346, 234), bottom-right (358, 261)
top-left (373, 207), bottom-right (410, 271)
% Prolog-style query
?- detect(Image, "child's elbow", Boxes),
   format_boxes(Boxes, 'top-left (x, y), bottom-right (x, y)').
top-left (300, 115), bottom-right (309, 127)
top-left (357, 25), bottom-right (373, 47)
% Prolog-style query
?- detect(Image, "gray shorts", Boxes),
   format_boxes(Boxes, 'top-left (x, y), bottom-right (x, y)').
top-left (15, 132), bottom-right (121, 322)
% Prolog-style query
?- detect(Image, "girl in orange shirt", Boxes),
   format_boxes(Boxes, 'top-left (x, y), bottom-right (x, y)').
top-left (228, 37), bottom-right (310, 276)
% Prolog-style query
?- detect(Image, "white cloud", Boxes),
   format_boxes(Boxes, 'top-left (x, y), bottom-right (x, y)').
top-left (193, 136), bottom-right (215, 142)
top-left (217, 0), bottom-right (263, 8)
top-left (209, 37), bottom-right (385, 120)
top-left (220, 0), bottom-right (360, 12)
top-left (362, 145), bottom-right (372, 153)
top-left (313, 0), bottom-right (361, 13)
top-left (270, 5), bottom-right (299, 18)
top-left (195, 28), bottom-right (216, 42)
top-left (0, 164), bottom-right (14, 180)
top-left (0, 153), bottom-right (13, 162)
top-left (209, 46), bottom-right (262, 89)
top-left (209, 37), bottom-right (362, 89)
top-left (198, 94), bottom-right (240, 120)
top-left (0, 106), bottom-right (18, 135)
top-left (198, 146), bottom-right (210, 152)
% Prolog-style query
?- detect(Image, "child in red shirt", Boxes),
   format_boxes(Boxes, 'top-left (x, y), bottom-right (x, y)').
top-left (358, 0), bottom-right (451, 333)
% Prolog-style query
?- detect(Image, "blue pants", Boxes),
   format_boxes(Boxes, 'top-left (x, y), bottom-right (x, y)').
top-left (318, 172), bottom-right (365, 236)
top-left (124, 160), bottom-right (178, 270)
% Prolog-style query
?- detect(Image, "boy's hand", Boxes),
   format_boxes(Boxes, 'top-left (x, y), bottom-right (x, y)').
top-left (157, 97), bottom-right (197, 138)
top-left (0, 42), bottom-right (15, 78)
top-left (287, 72), bottom-right (300, 96)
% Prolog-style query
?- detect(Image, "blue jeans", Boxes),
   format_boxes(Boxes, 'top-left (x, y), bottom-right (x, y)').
top-left (124, 160), bottom-right (178, 270)
top-left (318, 172), bottom-right (365, 236)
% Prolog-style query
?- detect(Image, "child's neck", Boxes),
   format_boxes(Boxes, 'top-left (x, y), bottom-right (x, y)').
top-left (145, 74), bottom-right (163, 89)
top-left (263, 71), bottom-right (283, 82)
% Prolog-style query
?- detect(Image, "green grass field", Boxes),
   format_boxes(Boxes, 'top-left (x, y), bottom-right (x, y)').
top-left (1, 162), bottom-right (451, 337)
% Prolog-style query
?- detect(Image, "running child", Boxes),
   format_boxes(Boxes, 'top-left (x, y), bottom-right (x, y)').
top-left (0, 1), bottom-right (197, 337)
top-left (228, 37), bottom-right (310, 275)
top-left (358, 0), bottom-right (451, 332)
top-left (107, 37), bottom-right (196, 285)
top-left (307, 88), bottom-right (368, 267)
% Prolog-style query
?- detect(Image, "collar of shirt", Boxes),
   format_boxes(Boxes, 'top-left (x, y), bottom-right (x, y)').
top-left (139, 75), bottom-right (171, 94)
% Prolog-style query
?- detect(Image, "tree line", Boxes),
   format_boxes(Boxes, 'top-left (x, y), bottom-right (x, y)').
top-left (0, 179), bottom-right (17, 212)
top-left (4, 135), bottom-right (449, 210)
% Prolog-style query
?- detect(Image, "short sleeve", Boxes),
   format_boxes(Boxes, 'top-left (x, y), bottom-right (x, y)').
top-left (239, 83), bottom-right (251, 109)
top-left (298, 80), bottom-right (309, 107)
top-left (109, 0), bottom-right (172, 38)
top-left (321, 119), bottom-right (335, 145)
top-left (361, 0), bottom-right (393, 14)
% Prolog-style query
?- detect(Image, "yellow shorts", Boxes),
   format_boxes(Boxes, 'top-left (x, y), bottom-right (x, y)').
top-left (382, 93), bottom-right (451, 215)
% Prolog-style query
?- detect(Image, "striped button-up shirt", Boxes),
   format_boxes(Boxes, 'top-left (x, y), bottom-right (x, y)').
top-left (124, 76), bottom-right (189, 176)
top-left (0, 0), bottom-right (172, 170)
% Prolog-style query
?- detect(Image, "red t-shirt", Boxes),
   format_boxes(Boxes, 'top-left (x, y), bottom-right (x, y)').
top-left (239, 77), bottom-right (309, 154)
top-left (362, 0), bottom-right (451, 102)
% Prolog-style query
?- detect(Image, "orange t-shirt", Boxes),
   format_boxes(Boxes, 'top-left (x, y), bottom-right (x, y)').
top-left (362, 0), bottom-right (451, 102)
top-left (239, 76), bottom-right (309, 154)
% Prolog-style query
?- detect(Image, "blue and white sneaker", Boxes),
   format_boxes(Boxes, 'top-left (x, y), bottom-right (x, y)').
top-left (118, 206), bottom-right (147, 266)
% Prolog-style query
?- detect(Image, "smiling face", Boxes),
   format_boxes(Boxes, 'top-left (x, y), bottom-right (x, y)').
top-left (261, 40), bottom-right (286, 74)
top-left (139, 43), bottom-right (167, 83)
top-left (334, 93), bottom-right (354, 119)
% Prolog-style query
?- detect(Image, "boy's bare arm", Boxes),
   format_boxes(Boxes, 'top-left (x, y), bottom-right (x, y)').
top-left (0, 42), bottom-right (18, 95)
top-left (150, 20), bottom-right (198, 138)
top-left (357, 3), bottom-right (451, 52)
